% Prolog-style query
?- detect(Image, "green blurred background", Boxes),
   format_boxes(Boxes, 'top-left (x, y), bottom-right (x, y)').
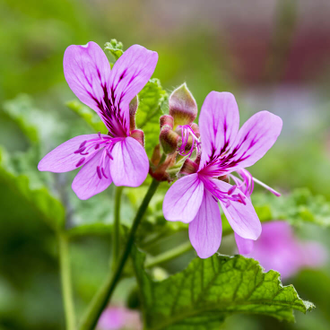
top-left (0, 0), bottom-right (330, 329)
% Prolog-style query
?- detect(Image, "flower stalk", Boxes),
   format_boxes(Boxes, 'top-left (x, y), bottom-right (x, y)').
top-left (58, 232), bottom-right (76, 330)
top-left (79, 178), bottom-right (160, 330)
top-left (112, 186), bottom-right (124, 269)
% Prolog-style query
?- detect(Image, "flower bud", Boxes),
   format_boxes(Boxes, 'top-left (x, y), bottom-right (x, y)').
top-left (130, 129), bottom-right (144, 146)
top-left (160, 114), bottom-right (174, 130)
top-left (129, 96), bottom-right (138, 131)
top-left (169, 83), bottom-right (197, 127)
top-left (159, 126), bottom-right (180, 154)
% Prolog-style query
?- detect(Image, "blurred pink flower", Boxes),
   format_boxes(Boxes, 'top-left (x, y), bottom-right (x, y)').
top-left (243, 221), bottom-right (327, 279)
top-left (97, 306), bottom-right (141, 330)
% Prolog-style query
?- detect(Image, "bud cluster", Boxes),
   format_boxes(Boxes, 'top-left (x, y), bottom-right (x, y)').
top-left (150, 83), bottom-right (202, 181)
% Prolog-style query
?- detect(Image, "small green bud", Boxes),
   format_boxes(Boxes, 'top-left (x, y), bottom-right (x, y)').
top-left (169, 83), bottom-right (197, 127)
top-left (104, 39), bottom-right (124, 60)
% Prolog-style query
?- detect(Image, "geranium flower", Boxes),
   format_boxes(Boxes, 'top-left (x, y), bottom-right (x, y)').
top-left (38, 42), bottom-right (158, 199)
top-left (244, 221), bottom-right (327, 279)
top-left (163, 91), bottom-right (282, 258)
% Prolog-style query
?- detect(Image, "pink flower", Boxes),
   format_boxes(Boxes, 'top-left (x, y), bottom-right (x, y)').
top-left (243, 221), bottom-right (327, 279)
top-left (38, 42), bottom-right (158, 199)
top-left (163, 91), bottom-right (283, 258)
top-left (97, 306), bottom-right (141, 330)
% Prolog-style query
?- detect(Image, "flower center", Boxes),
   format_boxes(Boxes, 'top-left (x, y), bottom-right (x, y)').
top-left (203, 178), bottom-right (247, 207)
top-left (73, 132), bottom-right (121, 179)
top-left (177, 125), bottom-right (201, 157)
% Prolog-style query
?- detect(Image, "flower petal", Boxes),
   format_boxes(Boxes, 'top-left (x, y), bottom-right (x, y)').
top-left (199, 92), bottom-right (240, 169)
top-left (63, 42), bottom-right (111, 118)
top-left (110, 137), bottom-right (149, 187)
top-left (163, 173), bottom-right (204, 223)
top-left (109, 45), bottom-right (158, 132)
top-left (38, 134), bottom-right (100, 173)
top-left (213, 179), bottom-right (261, 240)
top-left (228, 111), bottom-right (282, 171)
top-left (72, 150), bottom-right (112, 200)
top-left (189, 190), bottom-right (222, 258)
top-left (235, 233), bottom-right (254, 255)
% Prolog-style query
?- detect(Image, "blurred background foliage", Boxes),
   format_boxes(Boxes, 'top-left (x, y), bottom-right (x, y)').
top-left (0, 0), bottom-right (330, 329)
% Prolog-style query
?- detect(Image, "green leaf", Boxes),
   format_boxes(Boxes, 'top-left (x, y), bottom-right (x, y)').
top-left (132, 248), bottom-right (314, 330)
top-left (0, 147), bottom-right (65, 230)
top-left (2, 94), bottom-right (61, 144)
top-left (104, 39), bottom-right (124, 61)
top-left (66, 100), bottom-right (107, 134)
top-left (136, 79), bottom-right (168, 157)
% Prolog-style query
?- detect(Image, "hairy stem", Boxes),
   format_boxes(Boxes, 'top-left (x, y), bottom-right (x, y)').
top-left (79, 179), bottom-right (160, 330)
top-left (112, 186), bottom-right (124, 269)
top-left (58, 233), bottom-right (76, 330)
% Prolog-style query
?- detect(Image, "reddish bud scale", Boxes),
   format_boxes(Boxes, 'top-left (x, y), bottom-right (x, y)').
top-left (129, 96), bottom-right (138, 131)
top-left (180, 158), bottom-right (199, 175)
top-left (130, 129), bottom-right (145, 147)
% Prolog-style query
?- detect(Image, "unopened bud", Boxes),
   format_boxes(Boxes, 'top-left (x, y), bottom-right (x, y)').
top-left (129, 96), bottom-right (138, 131)
top-left (169, 83), bottom-right (197, 127)
top-left (160, 115), bottom-right (174, 130)
top-left (159, 127), bottom-right (180, 154)
top-left (130, 129), bottom-right (144, 146)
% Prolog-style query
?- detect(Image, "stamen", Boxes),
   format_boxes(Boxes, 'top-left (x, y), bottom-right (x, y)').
top-left (79, 140), bottom-right (87, 148)
top-left (96, 166), bottom-right (102, 179)
top-left (101, 167), bottom-right (108, 179)
top-left (177, 125), bottom-right (201, 157)
top-left (227, 185), bottom-right (236, 195)
top-left (74, 147), bottom-right (86, 154)
top-left (94, 144), bottom-right (100, 150)
top-left (106, 148), bottom-right (114, 160)
top-left (75, 157), bottom-right (85, 167)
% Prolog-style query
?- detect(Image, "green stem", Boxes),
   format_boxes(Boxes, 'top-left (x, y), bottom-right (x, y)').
top-left (58, 233), bottom-right (76, 330)
top-left (145, 227), bottom-right (235, 269)
top-left (112, 186), bottom-right (123, 269)
top-left (145, 241), bottom-right (192, 268)
top-left (79, 179), bottom-right (160, 330)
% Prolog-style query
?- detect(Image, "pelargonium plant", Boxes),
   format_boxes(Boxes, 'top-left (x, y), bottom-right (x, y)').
top-left (32, 39), bottom-right (326, 330)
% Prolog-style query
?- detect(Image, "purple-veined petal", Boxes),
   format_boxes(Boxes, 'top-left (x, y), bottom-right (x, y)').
top-left (163, 173), bottom-right (204, 223)
top-left (212, 179), bottom-right (261, 240)
top-left (228, 111), bottom-right (282, 171)
top-left (189, 190), bottom-right (222, 258)
top-left (64, 42), bottom-right (111, 118)
top-left (235, 233), bottom-right (254, 255)
top-left (110, 137), bottom-right (149, 187)
top-left (199, 92), bottom-right (240, 169)
top-left (108, 45), bottom-right (158, 132)
top-left (38, 134), bottom-right (100, 173)
top-left (72, 150), bottom-right (112, 200)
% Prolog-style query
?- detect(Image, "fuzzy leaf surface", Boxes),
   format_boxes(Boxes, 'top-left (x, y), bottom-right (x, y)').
top-left (132, 248), bottom-right (314, 330)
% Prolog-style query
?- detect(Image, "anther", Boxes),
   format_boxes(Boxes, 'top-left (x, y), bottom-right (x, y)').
top-left (75, 157), bottom-right (85, 167)
top-left (96, 166), bottom-right (102, 179)
top-left (227, 185), bottom-right (236, 195)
